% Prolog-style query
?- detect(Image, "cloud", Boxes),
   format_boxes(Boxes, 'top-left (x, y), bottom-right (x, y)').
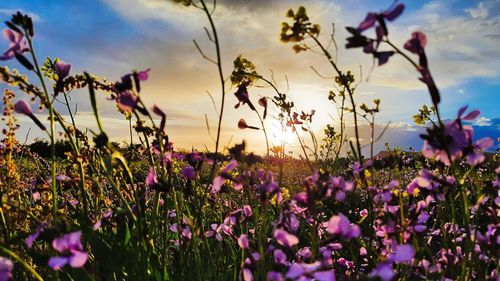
top-left (475, 116), bottom-right (492, 126)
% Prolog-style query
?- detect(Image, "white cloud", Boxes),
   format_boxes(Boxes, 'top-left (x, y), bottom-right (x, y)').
top-left (465, 2), bottom-right (488, 19)
top-left (475, 116), bottom-right (492, 126)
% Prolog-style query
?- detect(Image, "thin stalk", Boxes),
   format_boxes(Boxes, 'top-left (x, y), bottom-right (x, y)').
top-left (26, 33), bottom-right (58, 218)
top-left (199, 0), bottom-right (226, 178)
top-left (309, 34), bottom-right (363, 164)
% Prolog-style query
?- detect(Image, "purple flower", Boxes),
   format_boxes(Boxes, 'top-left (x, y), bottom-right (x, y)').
top-left (56, 174), bottom-right (69, 181)
top-left (48, 231), bottom-right (88, 270)
top-left (55, 60), bottom-right (71, 80)
top-left (242, 205), bottom-right (252, 217)
top-left (421, 107), bottom-right (492, 165)
top-left (274, 228), bottom-right (299, 248)
top-left (14, 100), bottom-right (46, 131)
top-left (274, 249), bottom-right (287, 265)
top-left (313, 270), bottom-right (335, 281)
top-left (234, 82), bottom-right (255, 110)
top-left (267, 271), bottom-right (284, 281)
top-left (151, 104), bottom-right (166, 132)
top-left (388, 244), bottom-right (415, 263)
top-left (370, 262), bottom-right (394, 281)
top-left (357, 3), bottom-right (405, 33)
top-left (145, 167), bottom-right (158, 188)
top-left (181, 165), bottom-right (196, 180)
top-left (211, 160), bottom-right (239, 193)
top-left (205, 224), bottom-right (223, 241)
top-left (238, 234), bottom-right (250, 249)
top-left (0, 28), bottom-right (29, 61)
top-left (25, 221), bottom-right (48, 248)
top-left (326, 213), bottom-right (361, 240)
top-left (258, 97), bottom-right (268, 119)
top-left (404, 32), bottom-right (427, 54)
top-left (135, 68), bottom-right (150, 81)
top-left (14, 99), bottom-right (32, 115)
top-left (116, 91), bottom-right (138, 113)
top-left (238, 119), bottom-right (259, 130)
top-left (0, 257), bottom-right (13, 281)
top-left (286, 261), bottom-right (323, 280)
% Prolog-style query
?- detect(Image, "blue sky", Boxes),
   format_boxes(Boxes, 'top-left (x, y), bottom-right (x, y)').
top-left (1, 0), bottom-right (499, 155)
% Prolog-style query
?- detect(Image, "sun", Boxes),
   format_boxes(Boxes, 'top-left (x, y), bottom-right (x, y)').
top-left (268, 120), bottom-right (295, 145)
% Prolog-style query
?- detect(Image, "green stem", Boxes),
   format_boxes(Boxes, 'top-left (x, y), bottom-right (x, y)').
top-left (26, 33), bottom-right (58, 218)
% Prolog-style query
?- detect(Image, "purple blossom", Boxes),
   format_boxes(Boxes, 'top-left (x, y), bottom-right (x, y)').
top-left (116, 90), bottom-right (138, 113)
top-left (267, 271), bottom-right (284, 281)
top-left (234, 82), bottom-right (256, 110)
top-left (370, 262), bottom-right (394, 281)
top-left (55, 59), bottom-right (71, 80)
top-left (151, 104), bottom-right (166, 132)
top-left (326, 213), bottom-right (361, 240)
top-left (0, 257), bottom-right (13, 281)
top-left (205, 224), bottom-right (222, 241)
top-left (14, 100), bottom-right (46, 131)
top-left (404, 32), bottom-right (427, 54)
top-left (181, 165), bottom-right (196, 180)
top-left (274, 249), bottom-right (287, 265)
top-left (357, 3), bottom-right (405, 32)
top-left (238, 119), bottom-right (259, 130)
top-left (145, 167), bottom-right (158, 188)
top-left (211, 160), bottom-right (239, 193)
top-left (242, 205), bottom-right (252, 217)
top-left (25, 221), bottom-right (48, 248)
top-left (286, 261), bottom-right (326, 280)
top-left (0, 28), bottom-right (29, 61)
top-left (388, 244), bottom-right (415, 263)
top-left (238, 234), bottom-right (249, 249)
top-left (48, 231), bottom-right (88, 270)
top-left (274, 228), bottom-right (299, 248)
top-left (421, 107), bottom-right (492, 165)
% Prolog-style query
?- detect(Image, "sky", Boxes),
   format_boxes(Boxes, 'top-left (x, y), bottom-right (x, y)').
top-left (0, 0), bottom-right (499, 156)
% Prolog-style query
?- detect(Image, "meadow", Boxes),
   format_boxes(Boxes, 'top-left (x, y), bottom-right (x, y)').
top-left (0, 1), bottom-right (499, 280)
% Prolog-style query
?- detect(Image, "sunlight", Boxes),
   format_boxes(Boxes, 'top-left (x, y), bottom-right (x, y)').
top-left (268, 120), bottom-right (295, 145)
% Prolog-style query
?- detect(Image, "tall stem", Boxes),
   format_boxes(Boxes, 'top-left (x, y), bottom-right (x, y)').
top-left (199, 0), bottom-right (226, 177)
top-left (309, 34), bottom-right (363, 163)
top-left (26, 34), bottom-right (58, 217)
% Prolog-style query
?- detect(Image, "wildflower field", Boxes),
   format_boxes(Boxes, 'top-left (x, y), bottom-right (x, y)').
top-left (0, 1), bottom-right (499, 280)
